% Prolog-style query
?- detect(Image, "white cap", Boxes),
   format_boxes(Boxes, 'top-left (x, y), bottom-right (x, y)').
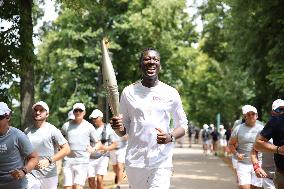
top-left (272, 99), bottom-right (284, 110)
top-left (0, 102), bottom-right (11, 116)
top-left (67, 110), bottom-right (75, 120)
top-left (32, 101), bottom-right (49, 113)
top-left (89, 109), bottom-right (103, 119)
top-left (242, 105), bottom-right (257, 114)
top-left (73, 103), bottom-right (85, 111)
top-left (219, 125), bottom-right (224, 129)
top-left (203, 124), bottom-right (209, 130)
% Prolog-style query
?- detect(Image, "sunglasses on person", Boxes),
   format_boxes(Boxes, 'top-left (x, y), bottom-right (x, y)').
top-left (0, 114), bottom-right (7, 120)
top-left (274, 108), bottom-right (284, 113)
top-left (73, 109), bottom-right (84, 113)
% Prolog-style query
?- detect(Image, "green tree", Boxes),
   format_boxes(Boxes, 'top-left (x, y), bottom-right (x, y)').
top-left (37, 0), bottom-right (198, 126)
top-left (0, 0), bottom-right (43, 129)
top-left (198, 0), bottom-right (284, 121)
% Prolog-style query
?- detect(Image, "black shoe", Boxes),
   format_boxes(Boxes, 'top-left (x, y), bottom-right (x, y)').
top-left (115, 186), bottom-right (121, 189)
top-left (114, 176), bottom-right (118, 184)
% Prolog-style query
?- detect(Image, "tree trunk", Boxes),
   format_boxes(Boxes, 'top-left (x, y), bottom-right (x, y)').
top-left (19, 0), bottom-right (35, 130)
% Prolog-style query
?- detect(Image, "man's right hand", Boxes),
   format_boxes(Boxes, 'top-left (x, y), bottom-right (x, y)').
top-left (278, 145), bottom-right (284, 155)
top-left (236, 153), bottom-right (245, 161)
top-left (110, 115), bottom-right (124, 131)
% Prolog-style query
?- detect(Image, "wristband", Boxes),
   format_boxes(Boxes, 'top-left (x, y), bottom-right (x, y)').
top-left (253, 163), bottom-right (260, 171)
top-left (276, 146), bottom-right (280, 154)
top-left (21, 167), bottom-right (28, 175)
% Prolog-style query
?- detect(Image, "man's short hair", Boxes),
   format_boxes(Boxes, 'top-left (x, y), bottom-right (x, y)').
top-left (139, 48), bottom-right (160, 65)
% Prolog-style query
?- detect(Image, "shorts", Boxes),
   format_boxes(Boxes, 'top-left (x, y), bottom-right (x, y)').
top-left (125, 166), bottom-right (172, 189)
top-left (88, 156), bottom-right (110, 177)
top-left (63, 161), bottom-right (88, 186)
top-left (236, 162), bottom-right (262, 187)
top-left (110, 147), bottom-right (126, 165)
top-left (202, 139), bottom-right (210, 145)
top-left (232, 157), bottom-right (238, 169)
top-left (27, 174), bottom-right (58, 189)
top-left (219, 139), bottom-right (227, 147)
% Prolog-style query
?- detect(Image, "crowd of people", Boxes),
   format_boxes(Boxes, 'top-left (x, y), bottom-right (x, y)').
top-left (0, 101), bottom-right (128, 189)
top-left (1, 47), bottom-right (283, 189)
top-left (0, 48), bottom-right (188, 189)
top-left (194, 100), bottom-right (284, 189)
top-left (180, 99), bottom-right (284, 189)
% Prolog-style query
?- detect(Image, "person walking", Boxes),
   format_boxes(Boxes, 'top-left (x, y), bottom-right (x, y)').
top-left (111, 48), bottom-right (188, 189)
top-left (219, 125), bottom-right (227, 156)
top-left (87, 109), bottom-right (117, 189)
top-left (25, 101), bottom-right (70, 189)
top-left (254, 99), bottom-right (284, 189)
top-left (229, 105), bottom-right (264, 189)
top-left (61, 103), bottom-right (100, 189)
top-left (0, 102), bottom-right (38, 189)
top-left (201, 124), bottom-right (210, 155)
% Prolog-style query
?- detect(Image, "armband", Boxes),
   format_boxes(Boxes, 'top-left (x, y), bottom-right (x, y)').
top-left (253, 163), bottom-right (260, 171)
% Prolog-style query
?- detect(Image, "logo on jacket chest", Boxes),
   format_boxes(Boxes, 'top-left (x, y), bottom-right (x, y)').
top-left (152, 96), bottom-right (166, 101)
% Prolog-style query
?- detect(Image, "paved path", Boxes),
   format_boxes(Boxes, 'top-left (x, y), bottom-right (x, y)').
top-left (170, 144), bottom-right (237, 189)
top-left (105, 143), bottom-right (238, 189)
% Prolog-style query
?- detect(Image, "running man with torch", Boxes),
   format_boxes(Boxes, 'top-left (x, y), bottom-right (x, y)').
top-left (103, 45), bottom-right (188, 189)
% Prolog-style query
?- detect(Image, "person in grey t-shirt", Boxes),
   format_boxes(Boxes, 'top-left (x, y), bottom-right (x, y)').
top-left (25, 101), bottom-right (70, 189)
top-left (229, 105), bottom-right (264, 189)
top-left (0, 102), bottom-right (38, 189)
top-left (61, 103), bottom-right (100, 189)
top-left (87, 109), bottom-right (117, 189)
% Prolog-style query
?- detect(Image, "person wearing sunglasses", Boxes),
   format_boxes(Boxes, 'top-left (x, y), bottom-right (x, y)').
top-left (61, 103), bottom-right (100, 189)
top-left (255, 99), bottom-right (284, 189)
top-left (0, 102), bottom-right (38, 189)
top-left (25, 101), bottom-right (71, 189)
top-left (229, 105), bottom-right (264, 189)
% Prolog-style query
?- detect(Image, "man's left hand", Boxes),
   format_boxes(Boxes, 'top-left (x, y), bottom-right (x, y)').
top-left (155, 128), bottom-right (171, 144)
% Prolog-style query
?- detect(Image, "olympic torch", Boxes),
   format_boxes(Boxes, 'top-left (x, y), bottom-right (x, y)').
top-left (101, 38), bottom-right (120, 119)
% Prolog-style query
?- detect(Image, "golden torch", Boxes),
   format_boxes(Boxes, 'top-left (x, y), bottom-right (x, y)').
top-left (101, 38), bottom-right (120, 117)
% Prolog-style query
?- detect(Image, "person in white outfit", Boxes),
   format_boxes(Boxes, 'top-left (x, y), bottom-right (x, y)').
top-left (111, 48), bottom-right (188, 189)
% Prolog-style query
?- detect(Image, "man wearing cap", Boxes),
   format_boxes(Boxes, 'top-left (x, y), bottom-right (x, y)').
top-left (25, 101), bottom-right (71, 189)
top-left (230, 105), bottom-right (265, 184)
top-left (0, 102), bottom-right (38, 189)
top-left (61, 103), bottom-right (100, 189)
top-left (255, 99), bottom-right (284, 189)
top-left (67, 110), bottom-right (75, 121)
top-left (229, 105), bottom-right (264, 189)
top-left (87, 109), bottom-right (117, 189)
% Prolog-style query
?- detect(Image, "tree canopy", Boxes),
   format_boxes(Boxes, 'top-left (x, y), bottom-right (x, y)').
top-left (1, 0), bottom-right (284, 129)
